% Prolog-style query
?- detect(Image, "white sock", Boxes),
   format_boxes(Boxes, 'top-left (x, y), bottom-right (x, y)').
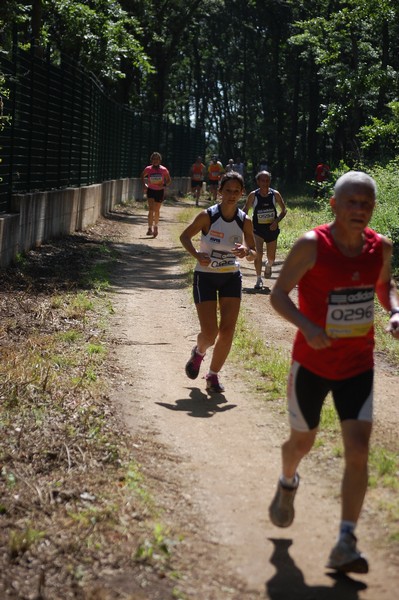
top-left (280, 473), bottom-right (299, 489)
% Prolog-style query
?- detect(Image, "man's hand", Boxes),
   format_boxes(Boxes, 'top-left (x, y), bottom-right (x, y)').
top-left (386, 314), bottom-right (399, 338)
top-left (303, 323), bottom-right (332, 349)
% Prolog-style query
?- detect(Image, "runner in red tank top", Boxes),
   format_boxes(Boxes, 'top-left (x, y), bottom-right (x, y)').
top-left (189, 156), bottom-right (206, 206)
top-left (268, 171), bottom-right (399, 574)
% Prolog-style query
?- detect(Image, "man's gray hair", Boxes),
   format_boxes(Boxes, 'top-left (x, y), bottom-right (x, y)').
top-left (334, 171), bottom-right (377, 198)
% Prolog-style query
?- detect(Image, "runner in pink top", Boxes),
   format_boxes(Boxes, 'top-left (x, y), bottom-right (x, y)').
top-left (141, 152), bottom-right (171, 238)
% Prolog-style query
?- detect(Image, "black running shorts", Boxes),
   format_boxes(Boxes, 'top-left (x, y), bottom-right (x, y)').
top-left (287, 361), bottom-right (373, 431)
top-left (254, 227), bottom-right (280, 243)
top-left (193, 271), bottom-right (242, 303)
top-left (147, 188), bottom-right (165, 202)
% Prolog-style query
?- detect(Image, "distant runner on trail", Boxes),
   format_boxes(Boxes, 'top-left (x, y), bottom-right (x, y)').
top-left (189, 156), bottom-right (206, 206)
top-left (180, 172), bottom-right (256, 394)
top-left (268, 170), bottom-right (399, 574)
top-left (315, 161), bottom-right (330, 183)
top-left (141, 152), bottom-right (171, 238)
top-left (243, 170), bottom-right (287, 290)
top-left (314, 161), bottom-right (331, 197)
top-left (207, 155), bottom-right (224, 203)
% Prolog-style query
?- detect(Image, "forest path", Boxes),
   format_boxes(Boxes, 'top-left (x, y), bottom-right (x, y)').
top-left (108, 200), bottom-right (399, 600)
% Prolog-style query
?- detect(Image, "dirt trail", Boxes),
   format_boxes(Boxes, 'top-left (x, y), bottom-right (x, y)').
top-left (107, 201), bottom-right (399, 600)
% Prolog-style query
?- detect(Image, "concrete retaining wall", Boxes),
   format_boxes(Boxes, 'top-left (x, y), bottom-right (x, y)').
top-left (0, 176), bottom-right (190, 269)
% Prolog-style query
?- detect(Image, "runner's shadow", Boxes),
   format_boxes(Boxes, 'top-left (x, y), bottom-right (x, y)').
top-left (266, 538), bottom-right (367, 600)
top-left (156, 387), bottom-right (237, 418)
top-left (243, 286), bottom-right (271, 295)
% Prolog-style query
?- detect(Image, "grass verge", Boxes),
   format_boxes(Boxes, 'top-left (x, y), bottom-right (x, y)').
top-left (0, 218), bottom-right (184, 600)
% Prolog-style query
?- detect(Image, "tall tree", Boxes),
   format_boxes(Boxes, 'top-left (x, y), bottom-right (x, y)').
top-left (3, 0), bottom-right (399, 179)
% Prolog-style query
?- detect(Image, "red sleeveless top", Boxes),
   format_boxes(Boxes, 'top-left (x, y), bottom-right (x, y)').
top-left (293, 224), bottom-right (383, 379)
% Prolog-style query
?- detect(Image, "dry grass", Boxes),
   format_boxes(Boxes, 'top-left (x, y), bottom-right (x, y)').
top-left (0, 219), bottom-right (181, 600)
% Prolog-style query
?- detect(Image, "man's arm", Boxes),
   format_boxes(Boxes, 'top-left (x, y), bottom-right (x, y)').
top-left (270, 190), bottom-right (287, 231)
top-left (375, 236), bottom-right (399, 337)
top-left (270, 233), bottom-right (332, 349)
top-left (275, 191), bottom-right (287, 221)
top-left (243, 191), bottom-right (255, 214)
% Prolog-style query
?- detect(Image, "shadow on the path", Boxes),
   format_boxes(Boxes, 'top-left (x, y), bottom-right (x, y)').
top-left (156, 387), bottom-right (237, 418)
top-left (266, 538), bottom-right (367, 600)
top-left (106, 208), bottom-right (192, 292)
top-left (110, 237), bottom-right (188, 291)
top-left (243, 286), bottom-right (272, 295)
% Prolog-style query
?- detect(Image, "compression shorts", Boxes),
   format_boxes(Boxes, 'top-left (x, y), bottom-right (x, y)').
top-left (287, 361), bottom-right (373, 431)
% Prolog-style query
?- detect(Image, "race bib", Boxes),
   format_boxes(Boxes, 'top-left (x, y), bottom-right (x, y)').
top-left (193, 173), bottom-right (202, 180)
top-left (325, 286), bottom-right (374, 338)
top-left (257, 209), bottom-right (275, 224)
top-left (149, 173), bottom-right (163, 186)
top-left (209, 249), bottom-right (237, 272)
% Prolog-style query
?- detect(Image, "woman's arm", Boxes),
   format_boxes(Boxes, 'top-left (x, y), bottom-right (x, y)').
top-left (179, 211), bottom-right (211, 267)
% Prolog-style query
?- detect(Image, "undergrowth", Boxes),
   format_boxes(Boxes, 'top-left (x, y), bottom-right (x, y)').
top-left (0, 220), bottom-right (180, 599)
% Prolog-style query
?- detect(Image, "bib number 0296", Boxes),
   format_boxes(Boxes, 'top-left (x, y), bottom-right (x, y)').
top-left (330, 305), bottom-right (373, 322)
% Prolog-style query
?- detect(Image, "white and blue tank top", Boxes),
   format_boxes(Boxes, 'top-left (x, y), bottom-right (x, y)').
top-left (195, 204), bottom-right (246, 273)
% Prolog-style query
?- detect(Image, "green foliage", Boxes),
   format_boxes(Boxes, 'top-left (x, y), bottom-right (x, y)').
top-left (366, 161), bottom-right (399, 243)
top-left (3, 0), bottom-right (399, 177)
top-left (41, 0), bottom-right (153, 83)
top-left (289, 1), bottom-right (397, 136)
top-left (232, 316), bottom-right (290, 401)
top-left (359, 102), bottom-right (399, 163)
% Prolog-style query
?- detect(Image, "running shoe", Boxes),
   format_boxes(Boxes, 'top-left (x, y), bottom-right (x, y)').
top-left (254, 278), bottom-right (263, 290)
top-left (153, 226), bottom-right (158, 238)
top-left (146, 227), bottom-right (153, 236)
top-left (326, 532), bottom-right (369, 574)
top-left (269, 476), bottom-right (299, 528)
top-left (264, 264), bottom-right (272, 278)
top-left (206, 373), bottom-right (225, 393)
top-left (185, 346), bottom-right (205, 380)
